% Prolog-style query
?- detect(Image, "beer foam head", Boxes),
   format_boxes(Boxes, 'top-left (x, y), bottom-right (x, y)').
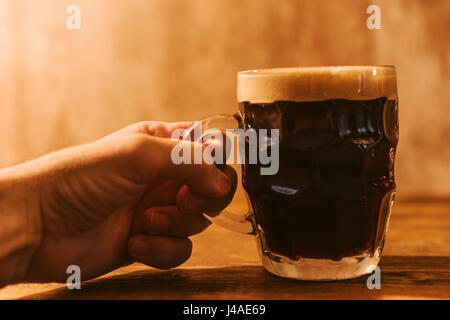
top-left (237, 66), bottom-right (397, 103)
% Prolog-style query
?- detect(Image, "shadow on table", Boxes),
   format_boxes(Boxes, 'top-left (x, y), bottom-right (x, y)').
top-left (21, 256), bottom-right (450, 299)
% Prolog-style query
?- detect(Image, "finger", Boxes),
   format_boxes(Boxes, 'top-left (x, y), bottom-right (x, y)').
top-left (102, 121), bottom-right (193, 140)
top-left (154, 139), bottom-right (233, 198)
top-left (128, 235), bottom-right (192, 269)
top-left (176, 165), bottom-right (237, 215)
top-left (131, 179), bottom-right (184, 234)
top-left (82, 134), bottom-right (232, 199)
top-left (137, 179), bottom-right (183, 208)
top-left (141, 206), bottom-right (211, 237)
top-left (148, 121), bottom-right (193, 138)
top-left (121, 135), bottom-right (233, 198)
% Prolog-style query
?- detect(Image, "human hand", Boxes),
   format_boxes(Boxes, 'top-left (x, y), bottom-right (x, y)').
top-left (4, 121), bottom-right (236, 283)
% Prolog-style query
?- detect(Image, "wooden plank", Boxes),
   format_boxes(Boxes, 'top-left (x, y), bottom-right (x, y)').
top-left (19, 256), bottom-right (450, 300)
top-left (0, 201), bottom-right (448, 299)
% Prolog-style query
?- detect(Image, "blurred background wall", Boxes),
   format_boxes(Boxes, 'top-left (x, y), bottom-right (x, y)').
top-left (0, 0), bottom-right (449, 199)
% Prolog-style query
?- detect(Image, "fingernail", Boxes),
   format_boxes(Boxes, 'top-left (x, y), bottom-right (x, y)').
top-left (130, 237), bottom-right (149, 257)
top-left (216, 171), bottom-right (231, 196)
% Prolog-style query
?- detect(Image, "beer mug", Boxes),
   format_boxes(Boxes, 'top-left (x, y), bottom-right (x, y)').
top-left (184, 66), bottom-right (399, 280)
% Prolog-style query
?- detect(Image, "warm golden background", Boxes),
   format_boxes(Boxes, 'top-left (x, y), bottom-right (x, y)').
top-left (0, 0), bottom-right (449, 199)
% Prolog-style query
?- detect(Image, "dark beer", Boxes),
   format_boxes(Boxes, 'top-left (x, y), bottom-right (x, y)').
top-left (240, 97), bottom-right (399, 261)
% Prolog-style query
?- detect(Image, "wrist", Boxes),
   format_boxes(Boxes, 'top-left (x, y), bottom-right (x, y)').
top-left (0, 165), bottom-right (43, 286)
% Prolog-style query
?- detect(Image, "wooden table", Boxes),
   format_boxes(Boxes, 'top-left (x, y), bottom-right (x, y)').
top-left (0, 200), bottom-right (449, 300)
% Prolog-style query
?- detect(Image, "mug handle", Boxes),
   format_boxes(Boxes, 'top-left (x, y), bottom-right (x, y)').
top-left (182, 113), bottom-right (256, 235)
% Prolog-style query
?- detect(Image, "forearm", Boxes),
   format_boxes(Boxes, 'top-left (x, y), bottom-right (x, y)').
top-left (0, 165), bottom-right (43, 287)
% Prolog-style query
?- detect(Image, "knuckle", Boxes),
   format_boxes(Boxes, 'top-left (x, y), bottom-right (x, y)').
top-left (133, 121), bottom-right (158, 135)
top-left (145, 122), bottom-right (165, 136)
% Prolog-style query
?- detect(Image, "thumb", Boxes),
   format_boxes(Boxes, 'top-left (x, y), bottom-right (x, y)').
top-left (119, 134), bottom-right (232, 199)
